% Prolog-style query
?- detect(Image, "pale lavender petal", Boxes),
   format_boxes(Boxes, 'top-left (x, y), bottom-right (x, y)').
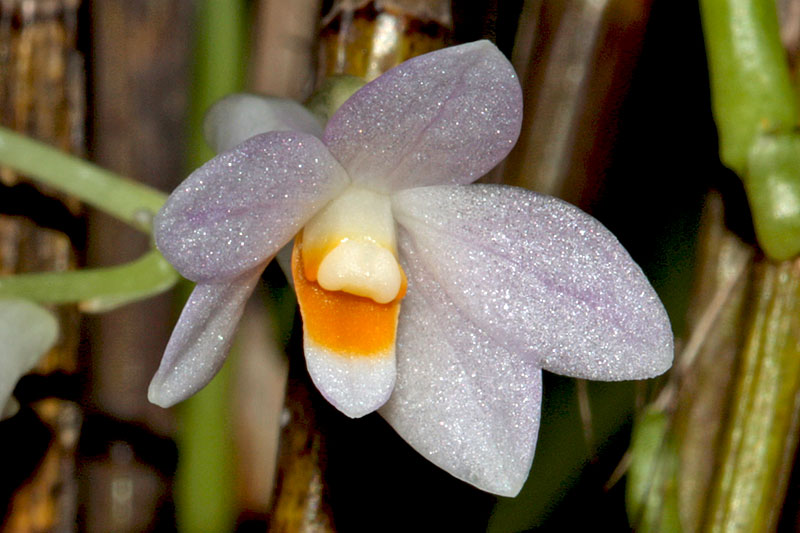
top-left (148, 267), bottom-right (263, 407)
top-left (392, 185), bottom-right (674, 381)
top-left (204, 93), bottom-right (324, 153)
top-left (380, 246), bottom-right (541, 496)
top-left (0, 299), bottom-right (58, 419)
top-left (323, 41), bottom-right (522, 192)
top-left (155, 132), bottom-right (349, 282)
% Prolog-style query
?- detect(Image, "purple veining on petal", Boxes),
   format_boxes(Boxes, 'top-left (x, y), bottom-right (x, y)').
top-left (381, 245), bottom-right (541, 496)
top-left (323, 40), bottom-right (523, 192)
top-left (155, 131), bottom-right (349, 283)
top-left (392, 184), bottom-right (674, 381)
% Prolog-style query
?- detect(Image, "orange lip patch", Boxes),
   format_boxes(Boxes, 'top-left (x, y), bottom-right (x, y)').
top-left (292, 236), bottom-right (404, 356)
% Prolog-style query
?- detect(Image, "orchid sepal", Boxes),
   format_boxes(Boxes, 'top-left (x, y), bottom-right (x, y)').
top-left (203, 93), bottom-right (324, 153)
top-left (323, 40), bottom-right (523, 192)
top-left (154, 131), bottom-right (349, 283)
top-left (392, 184), bottom-right (674, 382)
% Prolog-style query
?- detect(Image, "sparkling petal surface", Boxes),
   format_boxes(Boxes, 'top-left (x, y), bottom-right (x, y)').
top-left (293, 240), bottom-right (398, 418)
top-left (380, 246), bottom-right (541, 496)
top-left (323, 41), bottom-right (522, 192)
top-left (392, 185), bottom-right (674, 380)
top-left (203, 93), bottom-right (324, 153)
top-left (0, 299), bottom-right (58, 419)
top-left (148, 267), bottom-right (263, 408)
top-left (305, 337), bottom-right (396, 418)
top-left (155, 132), bottom-right (349, 283)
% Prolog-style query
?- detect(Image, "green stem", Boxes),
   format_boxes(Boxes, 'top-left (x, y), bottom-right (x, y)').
top-left (700, 0), bottom-right (797, 174)
top-left (626, 407), bottom-right (681, 533)
top-left (176, 1), bottom-right (248, 531)
top-left (0, 249), bottom-right (178, 312)
top-left (700, 0), bottom-right (800, 260)
top-left (742, 132), bottom-right (800, 260)
top-left (186, 0), bottom-right (248, 170)
top-left (700, 0), bottom-right (797, 173)
top-left (177, 331), bottom-right (237, 533)
top-left (0, 127), bottom-right (167, 233)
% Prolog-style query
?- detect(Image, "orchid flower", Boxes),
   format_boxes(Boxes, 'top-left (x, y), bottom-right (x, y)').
top-left (148, 41), bottom-right (673, 496)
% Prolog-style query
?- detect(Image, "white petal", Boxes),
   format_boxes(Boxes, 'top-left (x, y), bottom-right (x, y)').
top-left (304, 337), bottom-right (396, 419)
top-left (148, 267), bottom-right (263, 407)
top-left (204, 93), bottom-right (324, 153)
top-left (0, 299), bottom-right (58, 419)
top-left (380, 252), bottom-right (541, 496)
top-left (323, 41), bottom-right (522, 192)
top-left (392, 185), bottom-right (674, 381)
top-left (155, 132), bottom-right (349, 283)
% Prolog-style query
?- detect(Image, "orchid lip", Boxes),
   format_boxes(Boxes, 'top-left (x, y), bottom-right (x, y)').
top-left (301, 185), bottom-right (405, 305)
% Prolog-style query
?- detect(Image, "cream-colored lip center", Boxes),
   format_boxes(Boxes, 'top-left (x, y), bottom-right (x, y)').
top-left (302, 186), bottom-right (403, 304)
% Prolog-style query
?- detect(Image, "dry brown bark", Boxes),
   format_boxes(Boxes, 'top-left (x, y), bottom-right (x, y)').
top-left (498, 0), bottom-right (653, 209)
top-left (0, 1), bottom-right (83, 530)
top-left (79, 1), bottom-right (193, 530)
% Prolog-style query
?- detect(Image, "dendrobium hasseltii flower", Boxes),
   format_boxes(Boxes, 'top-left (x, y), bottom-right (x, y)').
top-left (149, 41), bottom-right (673, 496)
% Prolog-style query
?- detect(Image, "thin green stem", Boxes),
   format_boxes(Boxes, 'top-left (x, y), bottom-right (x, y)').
top-left (0, 127), bottom-right (167, 233)
top-left (177, 323), bottom-right (237, 533)
top-left (626, 407), bottom-right (681, 533)
top-left (700, 0), bottom-right (797, 175)
top-left (176, 1), bottom-right (248, 531)
top-left (701, 0), bottom-right (800, 260)
top-left (0, 249), bottom-right (178, 312)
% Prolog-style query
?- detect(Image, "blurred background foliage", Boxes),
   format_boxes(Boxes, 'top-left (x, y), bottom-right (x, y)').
top-left (2, 0), bottom-right (799, 531)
